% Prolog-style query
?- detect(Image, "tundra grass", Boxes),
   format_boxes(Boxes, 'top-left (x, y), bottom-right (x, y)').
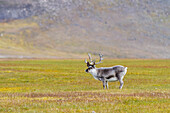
top-left (0, 59), bottom-right (169, 112)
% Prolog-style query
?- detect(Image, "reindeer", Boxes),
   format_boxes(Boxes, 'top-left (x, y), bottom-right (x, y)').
top-left (85, 53), bottom-right (127, 89)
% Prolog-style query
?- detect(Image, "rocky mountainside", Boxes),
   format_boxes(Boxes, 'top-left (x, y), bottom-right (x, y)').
top-left (0, 0), bottom-right (170, 58)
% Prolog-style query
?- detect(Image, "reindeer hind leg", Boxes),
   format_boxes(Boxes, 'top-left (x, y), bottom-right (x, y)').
top-left (118, 72), bottom-right (125, 89)
top-left (119, 79), bottom-right (124, 89)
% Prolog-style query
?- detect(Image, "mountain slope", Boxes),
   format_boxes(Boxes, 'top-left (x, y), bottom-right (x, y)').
top-left (0, 0), bottom-right (170, 58)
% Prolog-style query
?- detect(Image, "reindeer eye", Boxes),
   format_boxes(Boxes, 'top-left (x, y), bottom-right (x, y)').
top-left (88, 66), bottom-right (93, 69)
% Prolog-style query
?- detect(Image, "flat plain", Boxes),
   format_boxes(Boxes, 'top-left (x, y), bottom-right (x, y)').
top-left (0, 59), bottom-right (169, 112)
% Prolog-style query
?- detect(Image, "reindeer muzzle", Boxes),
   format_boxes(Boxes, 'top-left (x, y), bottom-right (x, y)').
top-left (85, 69), bottom-right (88, 73)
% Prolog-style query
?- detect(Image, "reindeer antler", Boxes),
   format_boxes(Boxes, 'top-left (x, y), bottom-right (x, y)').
top-left (85, 53), bottom-right (95, 65)
top-left (95, 54), bottom-right (104, 64)
top-left (85, 59), bottom-right (88, 63)
top-left (85, 53), bottom-right (103, 65)
top-left (88, 53), bottom-right (93, 62)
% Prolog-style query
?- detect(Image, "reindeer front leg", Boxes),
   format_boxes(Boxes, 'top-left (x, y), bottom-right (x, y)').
top-left (101, 78), bottom-right (107, 89)
top-left (106, 81), bottom-right (109, 89)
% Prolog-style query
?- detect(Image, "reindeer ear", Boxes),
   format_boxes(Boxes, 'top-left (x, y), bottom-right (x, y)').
top-left (87, 62), bottom-right (90, 67)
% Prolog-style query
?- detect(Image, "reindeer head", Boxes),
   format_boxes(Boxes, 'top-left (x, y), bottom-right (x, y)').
top-left (85, 53), bottom-right (103, 73)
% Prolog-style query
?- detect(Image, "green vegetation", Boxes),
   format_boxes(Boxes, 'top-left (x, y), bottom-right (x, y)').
top-left (0, 59), bottom-right (169, 112)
